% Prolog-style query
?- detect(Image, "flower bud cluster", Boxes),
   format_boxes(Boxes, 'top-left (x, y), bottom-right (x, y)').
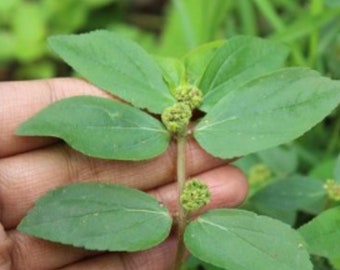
top-left (161, 103), bottom-right (192, 135)
top-left (324, 179), bottom-right (340, 201)
top-left (161, 84), bottom-right (202, 135)
top-left (180, 179), bottom-right (211, 213)
top-left (174, 84), bottom-right (202, 109)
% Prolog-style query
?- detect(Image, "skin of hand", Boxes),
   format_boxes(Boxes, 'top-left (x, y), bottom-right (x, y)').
top-left (0, 78), bottom-right (248, 270)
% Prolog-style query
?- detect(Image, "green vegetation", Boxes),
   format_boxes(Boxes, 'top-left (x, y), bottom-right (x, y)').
top-left (3, 0), bottom-right (340, 269)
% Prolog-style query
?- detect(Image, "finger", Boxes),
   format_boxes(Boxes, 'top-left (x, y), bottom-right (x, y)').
top-left (7, 231), bottom-right (97, 270)
top-left (59, 237), bottom-right (177, 270)
top-left (0, 224), bottom-right (12, 270)
top-left (0, 78), bottom-right (111, 158)
top-left (150, 165), bottom-right (248, 216)
top-left (0, 139), bottom-right (225, 228)
top-left (7, 164), bottom-right (247, 270)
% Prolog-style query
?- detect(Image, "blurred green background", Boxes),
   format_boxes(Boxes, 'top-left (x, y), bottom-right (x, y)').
top-left (1, 0), bottom-right (340, 80)
top-left (1, 0), bottom-right (340, 269)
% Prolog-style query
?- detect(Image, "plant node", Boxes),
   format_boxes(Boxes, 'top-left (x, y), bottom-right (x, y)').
top-left (180, 179), bottom-right (211, 213)
top-left (324, 179), bottom-right (340, 201)
top-left (174, 84), bottom-right (203, 109)
top-left (161, 102), bottom-right (192, 135)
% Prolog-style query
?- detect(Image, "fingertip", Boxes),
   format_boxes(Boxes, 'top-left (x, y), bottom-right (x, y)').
top-left (150, 164), bottom-right (248, 215)
top-left (206, 165), bottom-right (248, 209)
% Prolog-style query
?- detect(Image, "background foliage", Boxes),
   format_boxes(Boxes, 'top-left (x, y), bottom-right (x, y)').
top-left (2, 0), bottom-right (340, 269)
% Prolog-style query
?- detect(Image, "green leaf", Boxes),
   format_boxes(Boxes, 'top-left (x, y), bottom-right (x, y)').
top-left (185, 209), bottom-right (312, 270)
top-left (183, 40), bottom-right (225, 85)
top-left (16, 96), bottom-right (170, 160)
top-left (48, 30), bottom-right (176, 113)
top-left (195, 68), bottom-right (340, 159)
top-left (257, 146), bottom-right (298, 178)
top-left (299, 206), bottom-right (340, 259)
top-left (199, 36), bottom-right (289, 111)
top-left (154, 56), bottom-right (185, 91)
top-left (248, 203), bottom-right (297, 225)
top-left (18, 183), bottom-right (172, 252)
top-left (249, 176), bottom-right (327, 215)
top-left (309, 159), bottom-right (336, 180)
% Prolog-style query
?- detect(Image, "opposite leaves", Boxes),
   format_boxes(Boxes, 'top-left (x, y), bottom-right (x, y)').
top-left (18, 183), bottom-right (172, 251)
top-left (19, 32), bottom-right (340, 162)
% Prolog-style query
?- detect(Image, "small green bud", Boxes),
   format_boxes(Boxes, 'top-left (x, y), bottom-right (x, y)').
top-left (248, 163), bottom-right (272, 186)
top-left (174, 84), bottom-right (202, 109)
top-left (324, 179), bottom-right (340, 201)
top-left (161, 102), bottom-right (192, 134)
top-left (180, 179), bottom-right (211, 213)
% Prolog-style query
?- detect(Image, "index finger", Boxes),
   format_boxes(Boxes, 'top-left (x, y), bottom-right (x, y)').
top-left (0, 78), bottom-right (111, 158)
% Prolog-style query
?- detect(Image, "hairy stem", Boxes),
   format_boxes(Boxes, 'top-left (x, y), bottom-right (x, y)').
top-left (173, 135), bottom-right (188, 270)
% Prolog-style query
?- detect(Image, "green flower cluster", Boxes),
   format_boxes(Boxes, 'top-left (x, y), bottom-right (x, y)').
top-left (161, 103), bottom-right (192, 135)
top-left (161, 84), bottom-right (202, 135)
top-left (324, 179), bottom-right (340, 201)
top-left (174, 84), bottom-right (203, 109)
top-left (180, 179), bottom-right (211, 213)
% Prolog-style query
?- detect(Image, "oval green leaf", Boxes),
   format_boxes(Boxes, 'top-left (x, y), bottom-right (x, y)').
top-left (18, 183), bottom-right (172, 252)
top-left (195, 68), bottom-right (340, 159)
top-left (48, 30), bottom-right (176, 113)
top-left (299, 206), bottom-right (340, 259)
top-left (16, 96), bottom-right (170, 160)
top-left (250, 176), bottom-right (327, 214)
top-left (185, 209), bottom-right (312, 270)
top-left (199, 36), bottom-right (289, 111)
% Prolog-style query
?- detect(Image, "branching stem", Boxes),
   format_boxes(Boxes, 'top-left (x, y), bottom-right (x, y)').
top-left (173, 134), bottom-right (188, 270)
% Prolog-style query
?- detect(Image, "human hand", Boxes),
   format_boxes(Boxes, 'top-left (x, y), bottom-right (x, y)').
top-left (0, 78), bottom-right (248, 270)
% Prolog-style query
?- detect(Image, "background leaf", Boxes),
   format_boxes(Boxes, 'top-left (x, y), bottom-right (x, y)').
top-left (249, 176), bottom-right (327, 215)
top-left (257, 146), bottom-right (298, 178)
top-left (199, 36), bottom-right (289, 111)
top-left (185, 209), bottom-right (312, 270)
top-left (18, 183), bottom-right (172, 252)
top-left (16, 96), bottom-right (170, 160)
top-left (154, 56), bottom-right (185, 92)
top-left (183, 40), bottom-right (225, 85)
top-left (299, 206), bottom-right (340, 259)
top-left (195, 68), bottom-right (340, 159)
top-left (48, 30), bottom-right (176, 113)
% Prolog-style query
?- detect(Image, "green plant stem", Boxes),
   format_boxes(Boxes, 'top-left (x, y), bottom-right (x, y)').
top-left (173, 135), bottom-right (188, 270)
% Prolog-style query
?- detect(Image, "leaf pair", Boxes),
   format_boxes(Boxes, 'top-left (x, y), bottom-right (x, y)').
top-left (19, 183), bottom-right (313, 270)
top-left (16, 30), bottom-right (340, 160)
